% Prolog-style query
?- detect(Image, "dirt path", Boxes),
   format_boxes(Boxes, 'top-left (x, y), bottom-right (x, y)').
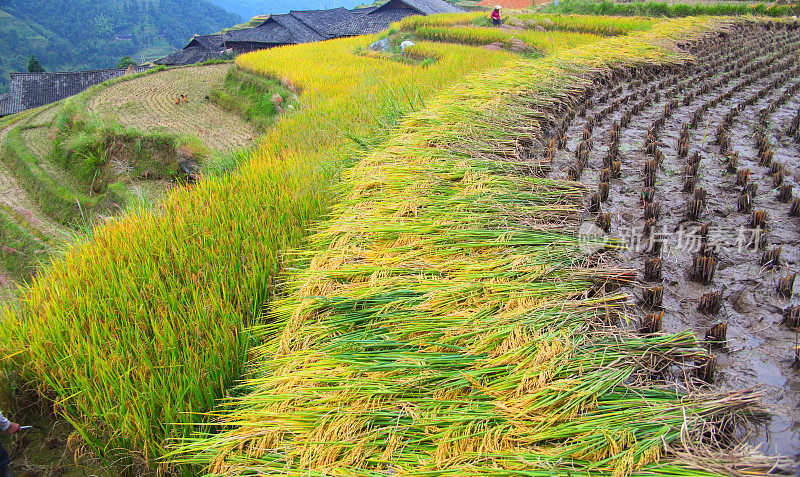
top-left (87, 64), bottom-right (258, 152)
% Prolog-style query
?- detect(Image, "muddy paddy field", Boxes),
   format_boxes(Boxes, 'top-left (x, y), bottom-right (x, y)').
top-left (546, 21), bottom-right (800, 459)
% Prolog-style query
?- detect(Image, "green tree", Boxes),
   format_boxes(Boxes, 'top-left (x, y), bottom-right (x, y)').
top-left (26, 54), bottom-right (44, 72)
top-left (117, 55), bottom-right (138, 69)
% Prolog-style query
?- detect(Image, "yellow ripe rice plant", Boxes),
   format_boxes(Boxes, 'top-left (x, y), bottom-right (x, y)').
top-left (0, 36), bottom-right (513, 473)
top-left (521, 29), bottom-right (608, 53)
top-left (395, 11), bottom-right (660, 37)
top-left (415, 26), bottom-right (605, 54)
top-left (393, 11), bottom-right (485, 30)
top-left (518, 13), bottom-right (661, 36)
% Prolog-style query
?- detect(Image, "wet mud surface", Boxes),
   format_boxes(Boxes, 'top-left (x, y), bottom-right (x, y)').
top-left (546, 23), bottom-right (800, 460)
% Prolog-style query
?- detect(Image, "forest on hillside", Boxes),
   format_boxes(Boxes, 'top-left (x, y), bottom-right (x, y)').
top-left (0, 0), bottom-right (240, 93)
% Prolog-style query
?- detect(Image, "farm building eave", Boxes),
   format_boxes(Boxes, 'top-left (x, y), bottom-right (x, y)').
top-left (185, 34), bottom-right (225, 50)
top-left (326, 7), bottom-right (418, 37)
top-left (223, 18), bottom-right (293, 44)
top-left (271, 13), bottom-right (327, 43)
top-left (157, 1), bottom-right (462, 67)
top-left (327, 0), bottom-right (463, 37)
top-left (155, 47), bottom-right (224, 66)
top-left (375, 0), bottom-right (463, 15)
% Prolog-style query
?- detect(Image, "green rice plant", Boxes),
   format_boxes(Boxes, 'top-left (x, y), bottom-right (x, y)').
top-left (397, 11), bottom-right (658, 37)
top-left (170, 17), bottom-right (783, 477)
top-left (542, 0), bottom-right (795, 18)
top-left (416, 25), bottom-right (512, 46)
top-left (0, 208), bottom-right (48, 281)
top-left (0, 38), bottom-right (512, 474)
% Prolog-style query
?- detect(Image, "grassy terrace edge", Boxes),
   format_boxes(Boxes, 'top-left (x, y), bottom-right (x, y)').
top-left (171, 17), bottom-right (790, 476)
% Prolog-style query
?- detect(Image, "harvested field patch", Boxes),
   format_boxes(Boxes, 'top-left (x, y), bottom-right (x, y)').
top-left (547, 20), bottom-right (800, 458)
top-left (18, 127), bottom-right (53, 160)
top-left (87, 64), bottom-right (257, 152)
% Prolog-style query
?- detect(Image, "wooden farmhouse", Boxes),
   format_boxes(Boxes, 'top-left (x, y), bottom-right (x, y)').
top-left (156, 0), bottom-right (463, 67)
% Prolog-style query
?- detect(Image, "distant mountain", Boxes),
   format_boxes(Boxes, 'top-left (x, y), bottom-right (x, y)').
top-left (205, 0), bottom-right (365, 22)
top-left (0, 0), bottom-right (241, 93)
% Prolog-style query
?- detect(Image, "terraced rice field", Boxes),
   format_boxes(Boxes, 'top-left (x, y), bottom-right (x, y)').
top-left (87, 64), bottom-right (257, 152)
top-left (173, 18), bottom-right (797, 476)
top-left (546, 21), bottom-right (800, 456)
top-left (0, 36), bottom-right (517, 474)
top-left (2, 12), bottom-right (799, 477)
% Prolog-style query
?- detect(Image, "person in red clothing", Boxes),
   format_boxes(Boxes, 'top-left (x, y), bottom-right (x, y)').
top-left (491, 5), bottom-right (502, 26)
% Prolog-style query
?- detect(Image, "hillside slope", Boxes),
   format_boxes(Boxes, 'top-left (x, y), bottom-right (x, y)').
top-left (0, 0), bottom-right (241, 93)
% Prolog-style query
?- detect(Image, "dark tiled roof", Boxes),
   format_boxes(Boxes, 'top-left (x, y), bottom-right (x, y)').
top-left (383, 0), bottom-right (463, 15)
top-left (155, 47), bottom-right (223, 67)
top-left (328, 0), bottom-right (463, 37)
top-left (327, 7), bottom-right (420, 36)
top-left (0, 93), bottom-right (9, 117)
top-left (223, 19), bottom-right (292, 44)
top-left (223, 9), bottom-right (344, 46)
top-left (272, 13), bottom-right (326, 43)
top-left (289, 7), bottom-right (358, 38)
top-left (0, 67), bottom-right (149, 116)
top-left (186, 34), bottom-right (224, 50)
